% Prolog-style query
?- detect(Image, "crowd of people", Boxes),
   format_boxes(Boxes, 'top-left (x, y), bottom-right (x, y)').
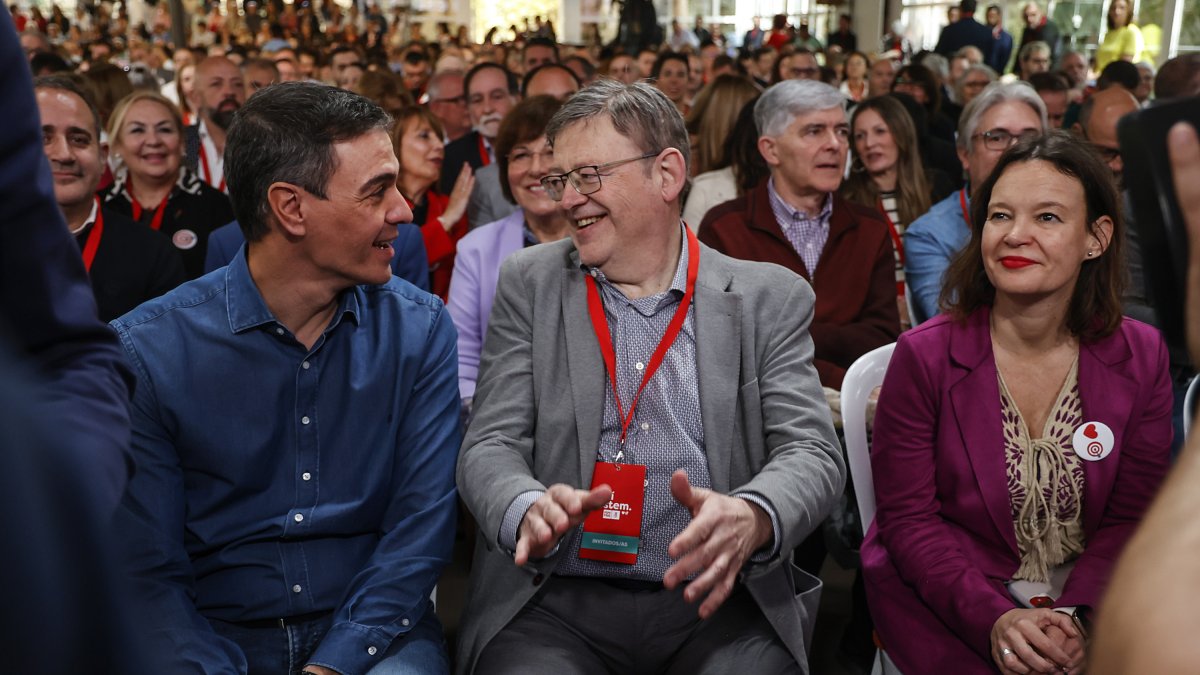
top-left (8, 0), bottom-right (1200, 673)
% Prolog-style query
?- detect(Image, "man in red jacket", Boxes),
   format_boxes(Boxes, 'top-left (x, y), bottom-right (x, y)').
top-left (699, 79), bottom-right (900, 391)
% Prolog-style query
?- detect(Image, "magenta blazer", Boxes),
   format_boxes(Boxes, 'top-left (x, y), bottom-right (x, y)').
top-left (861, 308), bottom-right (1172, 673)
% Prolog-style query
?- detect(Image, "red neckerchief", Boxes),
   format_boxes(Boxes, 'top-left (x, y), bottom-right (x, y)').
top-left (80, 195), bottom-right (105, 273)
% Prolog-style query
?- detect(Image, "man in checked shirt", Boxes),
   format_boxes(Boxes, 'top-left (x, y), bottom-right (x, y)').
top-left (456, 80), bottom-right (844, 674)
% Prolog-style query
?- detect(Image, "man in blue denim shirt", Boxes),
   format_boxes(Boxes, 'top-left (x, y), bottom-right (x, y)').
top-left (111, 83), bottom-right (460, 675)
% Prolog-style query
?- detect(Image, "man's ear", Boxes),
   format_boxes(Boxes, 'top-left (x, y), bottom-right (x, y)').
top-left (267, 183), bottom-right (306, 238)
top-left (757, 135), bottom-right (779, 167)
top-left (97, 140), bottom-right (108, 169)
top-left (657, 148), bottom-right (688, 204)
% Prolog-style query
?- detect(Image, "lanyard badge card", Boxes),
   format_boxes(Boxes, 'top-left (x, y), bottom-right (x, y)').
top-left (579, 460), bottom-right (647, 564)
top-left (577, 227), bottom-right (700, 565)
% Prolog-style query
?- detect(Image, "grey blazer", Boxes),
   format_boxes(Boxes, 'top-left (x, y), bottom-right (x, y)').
top-left (455, 238), bottom-right (845, 673)
top-left (466, 163), bottom-right (518, 230)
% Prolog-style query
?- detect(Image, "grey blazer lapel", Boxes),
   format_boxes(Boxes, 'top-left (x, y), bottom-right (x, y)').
top-left (561, 267), bottom-right (605, 486)
top-left (695, 254), bottom-right (740, 493)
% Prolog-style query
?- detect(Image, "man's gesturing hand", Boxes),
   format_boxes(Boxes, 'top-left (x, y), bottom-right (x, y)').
top-left (515, 483), bottom-right (613, 566)
top-left (663, 470), bottom-right (772, 619)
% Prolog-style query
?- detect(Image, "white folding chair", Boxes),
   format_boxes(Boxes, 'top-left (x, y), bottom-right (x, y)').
top-left (841, 343), bottom-right (902, 675)
top-left (1186, 375), bottom-right (1199, 442)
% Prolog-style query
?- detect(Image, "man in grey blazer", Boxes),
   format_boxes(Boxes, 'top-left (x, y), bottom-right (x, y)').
top-left (456, 80), bottom-right (845, 674)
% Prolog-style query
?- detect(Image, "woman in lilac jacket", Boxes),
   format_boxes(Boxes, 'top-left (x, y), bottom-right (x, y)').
top-left (862, 131), bottom-right (1172, 674)
top-left (447, 95), bottom-right (569, 403)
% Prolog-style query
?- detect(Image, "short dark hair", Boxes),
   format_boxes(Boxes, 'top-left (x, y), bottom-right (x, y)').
top-left (464, 61), bottom-right (519, 96)
top-left (960, 0), bottom-right (978, 13)
top-left (894, 63), bottom-right (942, 112)
top-left (34, 74), bottom-right (103, 138)
top-left (563, 55), bottom-right (596, 81)
top-left (1028, 71), bottom-right (1070, 94)
top-left (521, 63), bottom-right (580, 95)
top-left (650, 51), bottom-right (688, 80)
top-left (495, 95), bottom-right (564, 203)
top-left (1155, 53), bottom-right (1200, 99)
top-left (522, 37), bottom-right (559, 63)
top-left (30, 52), bottom-right (72, 75)
top-left (1096, 60), bottom-right (1140, 91)
top-left (225, 82), bottom-right (391, 242)
top-left (941, 129), bottom-right (1125, 340)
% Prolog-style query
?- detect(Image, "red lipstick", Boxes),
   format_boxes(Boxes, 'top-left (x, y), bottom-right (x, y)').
top-left (1000, 256), bottom-right (1036, 269)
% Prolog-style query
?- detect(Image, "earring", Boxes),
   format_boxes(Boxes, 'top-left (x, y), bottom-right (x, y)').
top-left (1086, 251), bottom-right (1095, 257)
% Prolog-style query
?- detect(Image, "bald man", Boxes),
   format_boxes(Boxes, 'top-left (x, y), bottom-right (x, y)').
top-left (186, 56), bottom-right (245, 191)
top-left (1074, 86), bottom-right (1138, 184)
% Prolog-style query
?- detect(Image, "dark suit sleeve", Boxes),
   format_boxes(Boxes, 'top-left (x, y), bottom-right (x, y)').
top-left (0, 7), bottom-right (133, 513)
top-left (202, 221), bottom-right (242, 274)
top-left (391, 223), bottom-right (430, 291)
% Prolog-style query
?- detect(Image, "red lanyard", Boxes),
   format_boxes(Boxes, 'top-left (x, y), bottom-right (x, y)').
top-left (477, 134), bottom-right (491, 167)
top-left (129, 177), bottom-right (170, 231)
top-left (198, 143), bottom-right (227, 192)
top-left (80, 196), bottom-right (104, 273)
top-left (585, 228), bottom-right (700, 457)
top-left (877, 198), bottom-right (905, 265)
top-left (958, 188), bottom-right (971, 228)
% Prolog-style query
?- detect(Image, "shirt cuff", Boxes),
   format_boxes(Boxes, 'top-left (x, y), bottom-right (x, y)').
top-left (307, 621), bottom-right (401, 675)
top-left (733, 492), bottom-right (781, 563)
top-left (498, 490), bottom-right (544, 552)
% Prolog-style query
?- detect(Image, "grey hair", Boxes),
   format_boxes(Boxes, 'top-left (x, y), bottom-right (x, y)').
top-left (545, 79), bottom-right (690, 172)
top-left (225, 81), bottom-right (392, 242)
top-left (921, 53), bottom-right (950, 81)
top-left (956, 80), bottom-right (1047, 152)
top-left (1018, 40), bottom-right (1052, 63)
top-left (754, 79), bottom-right (847, 138)
top-left (954, 63), bottom-right (997, 101)
top-left (426, 69), bottom-right (463, 100)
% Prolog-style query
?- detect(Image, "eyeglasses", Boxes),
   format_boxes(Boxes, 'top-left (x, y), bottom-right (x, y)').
top-left (972, 128), bottom-right (1039, 151)
top-left (540, 151), bottom-right (659, 201)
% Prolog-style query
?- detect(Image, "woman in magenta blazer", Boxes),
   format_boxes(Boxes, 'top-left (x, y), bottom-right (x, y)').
top-left (862, 131), bottom-right (1172, 674)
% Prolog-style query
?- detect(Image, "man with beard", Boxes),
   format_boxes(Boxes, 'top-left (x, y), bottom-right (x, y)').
top-left (185, 56), bottom-right (244, 193)
top-left (439, 62), bottom-right (519, 195)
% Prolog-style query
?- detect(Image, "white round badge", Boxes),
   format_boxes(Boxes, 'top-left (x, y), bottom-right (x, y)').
top-left (173, 229), bottom-right (198, 250)
top-left (1072, 421), bottom-right (1114, 462)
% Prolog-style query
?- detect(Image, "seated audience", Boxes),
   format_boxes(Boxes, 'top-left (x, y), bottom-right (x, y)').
top-left (447, 95), bottom-right (568, 404)
top-left (455, 78), bottom-right (842, 674)
top-left (1016, 40), bottom-right (1052, 80)
top-left (112, 81), bottom-right (460, 675)
top-left (868, 55), bottom-right (899, 97)
top-left (905, 82), bottom-right (1047, 324)
top-left (394, 105), bottom-right (473, 300)
top-left (102, 90), bottom-right (234, 279)
top-left (865, 130), bottom-right (1172, 674)
top-left (439, 62), bottom-right (518, 194)
top-left (36, 76), bottom-right (184, 321)
top-left (842, 95), bottom-right (948, 328)
top-left (681, 98), bottom-right (769, 229)
top-left (700, 79), bottom-right (900, 392)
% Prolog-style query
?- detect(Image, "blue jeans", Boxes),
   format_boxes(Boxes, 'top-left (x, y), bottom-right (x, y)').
top-left (209, 601), bottom-right (449, 675)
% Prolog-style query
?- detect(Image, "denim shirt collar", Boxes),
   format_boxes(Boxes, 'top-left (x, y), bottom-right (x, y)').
top-left (224, 245), bottom-right (361, 335)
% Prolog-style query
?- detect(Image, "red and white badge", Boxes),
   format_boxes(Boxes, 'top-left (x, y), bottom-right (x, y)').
top-left (579, 462), bottom-right (646, 565)
top-left (1072, 421), bottom-right (1114, 461)
top-left (173, 229), bottom-right (198, 250)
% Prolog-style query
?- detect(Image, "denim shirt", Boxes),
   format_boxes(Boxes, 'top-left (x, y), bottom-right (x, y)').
top-left (110, 251), bottom-right (461, 675)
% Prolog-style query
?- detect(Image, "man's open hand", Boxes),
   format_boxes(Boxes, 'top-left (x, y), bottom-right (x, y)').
top-left (663, 470), bottom-right (772, 619)
top-left (515, 483), bottom-right (613, 566)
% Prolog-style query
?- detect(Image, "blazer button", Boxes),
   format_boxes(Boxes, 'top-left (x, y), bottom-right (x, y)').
top-left (532, 573), bottom-right (545, 586)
